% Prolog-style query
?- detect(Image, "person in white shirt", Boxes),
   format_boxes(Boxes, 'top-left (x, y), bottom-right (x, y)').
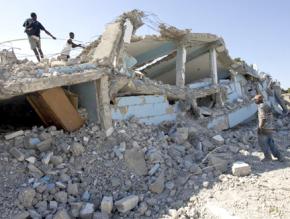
top-left (59, 32), bottom-right (84, 61)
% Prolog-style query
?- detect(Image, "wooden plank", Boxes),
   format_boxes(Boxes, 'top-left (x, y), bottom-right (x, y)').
top-left (28, 87), bottom-right (85, 131)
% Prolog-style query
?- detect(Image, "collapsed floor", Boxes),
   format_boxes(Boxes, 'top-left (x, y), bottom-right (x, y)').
top-left (1, 9), bottom-right (290, 219)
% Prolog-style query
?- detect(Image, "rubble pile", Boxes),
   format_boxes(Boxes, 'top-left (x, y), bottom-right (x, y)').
top-left (0, 114), bottom-right (288, 219)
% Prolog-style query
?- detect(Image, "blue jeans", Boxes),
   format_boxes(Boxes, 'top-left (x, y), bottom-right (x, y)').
top-left (258, 133), bottom-right (282, 159)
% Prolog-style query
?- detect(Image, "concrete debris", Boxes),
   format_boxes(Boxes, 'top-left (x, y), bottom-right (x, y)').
top-left (124, 148), bottom-right (147, 176)
top-left (101, 196), bottom-right (113, 214)
top-left (5, 130), bottom-right (24, 140)
top-left (212, 135), bottom-right (225, 145)
top-left (53, 209), bottom-right (71, 219)
top-left (232, 161), bottom-right (251, 177)
top-left (18, 188), bottom-right (36, 208)
top-left (80, 203), bottom-right (94, 219)
top-left (9, 147), bottom-right (25, 161)
top-left (0, 9), bottom-right (289, 219)
top-left (115, 195), bottom-right (139, 213)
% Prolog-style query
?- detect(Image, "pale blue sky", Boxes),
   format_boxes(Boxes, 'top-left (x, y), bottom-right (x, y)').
top-left (0, 0), bottom-right (289, 88)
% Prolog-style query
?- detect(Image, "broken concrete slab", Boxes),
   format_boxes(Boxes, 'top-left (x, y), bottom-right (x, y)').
top-left (9, 147), bottom-right (25, 161)
top-left (115, 195), bottom-right (139, 213)
top-left (5, 130), bottom-right (24, 140)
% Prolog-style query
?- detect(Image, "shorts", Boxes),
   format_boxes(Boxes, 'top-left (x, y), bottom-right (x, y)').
top-left (28, 35), bottom-right (41, 50)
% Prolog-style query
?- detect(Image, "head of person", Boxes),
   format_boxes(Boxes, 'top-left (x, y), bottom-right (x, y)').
top-left (254, 94), bottom-right (263, 104)
top-left (69, 32), bottom-right (75, 39)
top-left (31, 12), bottom-right (37, 21)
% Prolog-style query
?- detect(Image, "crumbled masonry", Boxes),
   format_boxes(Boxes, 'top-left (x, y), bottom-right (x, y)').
top-left (1, 10), bottom-right (290, 218)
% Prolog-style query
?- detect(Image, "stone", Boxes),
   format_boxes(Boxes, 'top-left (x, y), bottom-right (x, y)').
top-left (165, 181), bottom-right (175, 190)
top-left (5, 130), bottom-right (24, 140)
top-left (208, 155), bottom-right (228, 173)
top-left (54, 191), bottom-right (68, 203)
top-left (36, 138), bottom-right (53, 152)
top-left (124, 148), bottom-right (147, 176)
top-left (229, 145), bottom-right (239, 154)
top-left (82, 191), bottom-right (90, 201)
top-left (202, 139), bottom-right (215, 151)
top-left (42, 152), bottom-right (53, 165)
top-left (93, 212), bottom-right (109, 219)
top-left (53, 209), bottom-right (71, 219)
top-left (148, 163), bottom-right (160, 176)
top-left (138, 202), bottom-right (148, 215)
top-left (28, 164), bottom-right (44, 177)
top-left (105, 127), bottom-right (114, 137)
top-left (50, 155), bottom-right (63, 166)
top-left (18, 188), bottom-right (36, 208)
top-left (232, 161), bottom-right (251, 176)
top-left (174, 127), bottom-right (189, 144)
top-left (70, 202), bottom-right (83, 217)
top-left (56, 182), bottom-right (66, 189)
top-left (49, 201), bottom-right (58, 210)
top-left (14, 211), bottom-right (30, 219)
top-left (67, 183), bottom-right (79, 196)
top-left (115, 195), bottom-right (139, 213)
top-left (149, 172), bottom-right (165, 194)
top-left (101, 196), bottom-right (113, 214)
top-left (35, 200), bottom-right (48, 213)
top-left (212, 135), bottom-right (225, 145)
top-left (9, 147), bottom-right (25, 161)
top-left (28, 209), bottom-right (42, 219)
top-left (24, 137), bottom-right (41, 149)
top-left (80, 203), bottom-right (94, 219)
top-left (70, 142), bottom-right (85, 156)
top-left (25, 156), bottom-right (37, 164)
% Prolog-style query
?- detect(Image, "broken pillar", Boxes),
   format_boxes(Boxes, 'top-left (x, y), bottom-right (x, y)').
top-left (176, 44), bottom-right (186, 87)
top-left (96, 75), bottom-right (113, 132)
top-left (209, 48), bottom-right (223, 105)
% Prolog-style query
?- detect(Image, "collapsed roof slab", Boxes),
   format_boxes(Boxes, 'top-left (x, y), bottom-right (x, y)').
top-left (0, 68), bottom-right (109, 101)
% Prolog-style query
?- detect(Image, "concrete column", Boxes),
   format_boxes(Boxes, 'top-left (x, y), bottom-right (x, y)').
top-left (176, 44), bottom-right (186, 87)
top-left (209, 48), bottom-right (224, 106)
top-left (96, 75), bottom-right (112, 131)
top-left (209, 48), bottom-right (218, 84)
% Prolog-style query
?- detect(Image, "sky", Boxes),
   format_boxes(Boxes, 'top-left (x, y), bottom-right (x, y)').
top-left (0, 0), bottom-right (290, 88)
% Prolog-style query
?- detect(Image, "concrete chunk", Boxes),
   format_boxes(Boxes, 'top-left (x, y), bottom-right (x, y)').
top-left (101, 196), bottom-right (113, 214)
top-left (115, 195), bottom-right (139, 213)
top-left (53, 209), bottom-right (71, 219)
top-left (232, 161), bottom-right (251, 176)
top-left (124, 148), bottom-right (147, 176)
top-left (9, 147), bottom-right (25, 161)
top-left (80, 203), bottom-right (94, 219)
top-left (212, 135), bottom-right (225, 145)
top-left (5, 130), bottom-right (24, 140)
top-left (36, 138), bottom-right (53, 152)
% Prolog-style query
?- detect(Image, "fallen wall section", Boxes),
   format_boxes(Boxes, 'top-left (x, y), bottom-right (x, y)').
top-left (111, 95), bottom-right (177, 125)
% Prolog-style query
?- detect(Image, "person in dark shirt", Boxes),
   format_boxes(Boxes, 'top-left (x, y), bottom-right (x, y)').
top-left (23, 12), bottom-right (56, 62)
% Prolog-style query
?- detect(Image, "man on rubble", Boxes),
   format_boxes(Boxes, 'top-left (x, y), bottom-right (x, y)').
top-left (254, 94), bottom-right (284, 162)
top-left (58, 32), bottom-right (84, 61)
top-left (23, 12), bottom-right (56, 62)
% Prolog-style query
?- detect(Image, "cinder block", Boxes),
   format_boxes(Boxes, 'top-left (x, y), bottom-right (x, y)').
top-left (232, 161), bottom-right (251, 176)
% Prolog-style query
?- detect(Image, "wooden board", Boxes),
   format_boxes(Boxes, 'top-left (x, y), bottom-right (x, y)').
top-left (27, 87), bottom-right (85, 132)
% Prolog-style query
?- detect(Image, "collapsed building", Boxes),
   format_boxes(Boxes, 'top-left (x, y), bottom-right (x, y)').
top-left (0, 10), bottom-right (287, 133)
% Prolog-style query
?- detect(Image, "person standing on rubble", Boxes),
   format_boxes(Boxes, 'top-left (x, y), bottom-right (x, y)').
top-left (23, 12), bottom-right (56, 62)
top-left (58, 32), bottom-right (84, 61)
top-left (254, 94), bottom-right (284, 162)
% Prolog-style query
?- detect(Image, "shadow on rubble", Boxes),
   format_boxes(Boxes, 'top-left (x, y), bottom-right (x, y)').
top-left (156, 118), bottom-right (290, 218)
top-left (0, 96), bottom-right (42, 133)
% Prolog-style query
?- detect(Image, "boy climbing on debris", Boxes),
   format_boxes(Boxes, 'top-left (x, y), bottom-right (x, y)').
top-left (254, 94), bottom-right (285, 162)
top-left (23, 12), bottom-right (56, 62)
top-left (58, 32), bottom-right (84, 61)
